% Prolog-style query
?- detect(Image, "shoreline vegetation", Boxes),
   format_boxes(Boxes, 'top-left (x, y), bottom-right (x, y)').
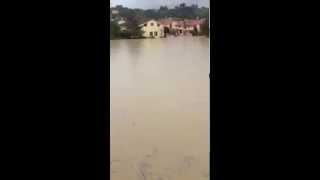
top-left (110, 3), bottom-right (209, 40)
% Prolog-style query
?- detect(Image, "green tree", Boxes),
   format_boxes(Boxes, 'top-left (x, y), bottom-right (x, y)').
top-left (144, 9), bottom-right (159, 19)
top-left (158, 6), bottom-right (169, 18)
top-left (179, 3), bottom-right (186, 8)
top-left (115, 5), bottom-right (123, 9)
top-left (113, 4), bottom-right (209, 20)
top-left (159, 6), bottom-right (168, 11)
top-left (201, 18), bottom-right (209, 37)
top-left (125, 15), bottom-right (144, 38)
top-left (110, 21), bottom-right (120, 39)
top-left (196, 7), bottom-right (209, 18)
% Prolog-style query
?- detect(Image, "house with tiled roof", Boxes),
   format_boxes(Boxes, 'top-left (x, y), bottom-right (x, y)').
top-left (158, 18), bottom-right (204, 36)
top-left (184, 19), bottom-right (202, 33)
top-left (137, 17), bottom-right (207, 38)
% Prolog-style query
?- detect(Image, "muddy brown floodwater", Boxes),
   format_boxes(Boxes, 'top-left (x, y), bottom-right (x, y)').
top-left (110, 36), bottom-right (209, 180)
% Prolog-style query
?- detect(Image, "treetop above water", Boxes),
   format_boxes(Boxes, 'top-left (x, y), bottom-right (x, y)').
top-left (111, 3), bottom-right (209, 20)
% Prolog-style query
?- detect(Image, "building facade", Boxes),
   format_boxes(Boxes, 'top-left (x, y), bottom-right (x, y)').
top-left (158, 18), bottom-right (203, 36)
top-left (139, 20), bottom-right (164, 38)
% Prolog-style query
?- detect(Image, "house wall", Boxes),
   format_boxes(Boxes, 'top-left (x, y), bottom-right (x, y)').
top-left (185, 26), bottom-right (194, 31)
top-left (140, 20), bottom-right (164, 38)
top-left (184, 24), bottom-right (201, 33)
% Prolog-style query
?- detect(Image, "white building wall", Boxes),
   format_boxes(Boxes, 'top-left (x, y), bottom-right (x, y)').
top-left (141, 20), bottom-right (164, 38)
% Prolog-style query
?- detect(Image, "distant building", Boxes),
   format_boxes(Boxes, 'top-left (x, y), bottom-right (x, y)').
top-left (158, 18), bottom-right (203, 36)
top-left (139, 20), bottom-right (164, 38)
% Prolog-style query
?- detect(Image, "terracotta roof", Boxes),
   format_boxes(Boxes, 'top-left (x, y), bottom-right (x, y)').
top-left (158, 18), bottom-right (204, 27)
top-left (138, 19), bottom-right (163, 27)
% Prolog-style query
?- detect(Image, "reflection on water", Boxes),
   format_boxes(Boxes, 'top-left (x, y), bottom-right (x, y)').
top-left (111, 37), bottom-right (209, 180)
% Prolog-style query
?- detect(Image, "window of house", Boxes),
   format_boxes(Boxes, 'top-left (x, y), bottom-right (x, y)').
top-left (150, 32), bottom-right (153, 36)
top-left (154, 32), bottom-right (158, 36)
top-left (150, 22), bottom-right (154, 26)
top-left (157, 24), bottom-right (160, 27)
top-left (144, 24), bottom-right (147, 26)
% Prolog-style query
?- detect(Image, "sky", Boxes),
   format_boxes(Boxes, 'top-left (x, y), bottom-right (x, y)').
top-left (110, 0), bottom-right (209, 9)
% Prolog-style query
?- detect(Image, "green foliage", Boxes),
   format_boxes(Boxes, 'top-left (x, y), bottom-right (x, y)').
top-left (110, 3), bottom-right (209, 39)
top-left (112, 3), bottom-right (209, 20)
top-left (200, 18), bottom-right (209, 37)
top-left (110, 21), bottom-right (120, 39)
top-left (124, 15), bottom-right (144, 38)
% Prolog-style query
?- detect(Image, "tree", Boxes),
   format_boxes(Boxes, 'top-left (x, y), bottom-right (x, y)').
top-left (179, 3), bottom-right (186, 8)
top-left (159, 6), bottom-right (168, 11)
top-left (195, 6), bottom-right (209, 18)
top-left (115, 5), bottom-right (123, 9)
top-left (200, 18), bottom-right (209, 37)
top-left (125, 15), bottom-right (144, 38)
top-left (110, 21), bottom-right (120, 39)
top-left (113, 4), bottom-right (209, 21)
top-left (158, 6), bottom-right (169, 18)
top-left (144, 9), bottom-right (159, 19)
top-left (191, 4), bottom-right (198, 9)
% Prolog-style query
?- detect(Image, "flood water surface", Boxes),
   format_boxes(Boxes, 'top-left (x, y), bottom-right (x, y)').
top-left (110, 37), bottom-right (209, 180)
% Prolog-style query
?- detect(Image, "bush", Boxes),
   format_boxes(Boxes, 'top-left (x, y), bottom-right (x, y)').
top-left (119, 31), bottom-right (131, 39)
top-left (200, 18), bottom-right (209, 37)
top-left (191, 29), bottom-right (199, 36)
top-left (110, 21), bottom-right (120, 39)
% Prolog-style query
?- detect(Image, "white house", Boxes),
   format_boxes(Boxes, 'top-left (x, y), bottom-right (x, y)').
top-left (158, 18), bottom-right (203, 36)
top-left (139, 20), bottom-right (164, 38)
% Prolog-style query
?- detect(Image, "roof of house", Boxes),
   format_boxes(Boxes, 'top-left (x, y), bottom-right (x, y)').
top-left (158, 18), bottom-right (203, 27)
top-left (138, 19), bottom-right (161, 27)
top-left (137, 18), bottom-right (207, 28)
top-left (158, 19), bottom-right (171, 26)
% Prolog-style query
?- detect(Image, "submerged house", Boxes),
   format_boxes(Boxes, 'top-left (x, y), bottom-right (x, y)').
top-left (184, 19), bottom-right (202, 34)
top-left (137, 18), bottom-right (206, 38)
top-left (139, 20), bottom-right (164, 38)
top-left (158, 18), bottom-right (184, 35)
top-left (158, 18), bottom-right (203, 36)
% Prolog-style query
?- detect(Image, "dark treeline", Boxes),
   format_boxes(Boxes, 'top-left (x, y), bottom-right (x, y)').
top-left (201, 18), bottom-right (209, 37)
top-left (110, 21), bottom-right (120, 39)
top-left (112, 3), bottom-right (209, 19)
top-left (112, 3), bottom-right (209, 20)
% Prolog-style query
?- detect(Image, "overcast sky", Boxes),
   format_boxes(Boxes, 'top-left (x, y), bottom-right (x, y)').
top-left (110, 0), bottom-right (209, 9)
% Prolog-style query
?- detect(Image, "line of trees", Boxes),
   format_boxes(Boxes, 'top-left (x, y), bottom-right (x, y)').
top-left (200, 15), bottom-right (209, 37)
top-left (110, 21), bottom-right (120, 39)
top-left (110, 17), bottom-right (144, 40)
top-left (112, 3), bottom-right (209, 21)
